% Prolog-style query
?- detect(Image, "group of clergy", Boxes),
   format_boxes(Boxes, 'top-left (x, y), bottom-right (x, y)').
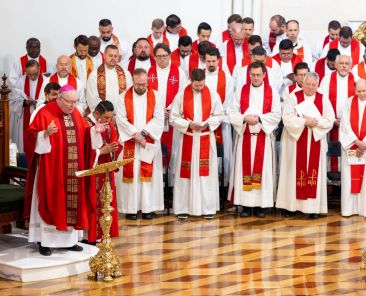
top-left (7, 13), bottom-right (366, 255)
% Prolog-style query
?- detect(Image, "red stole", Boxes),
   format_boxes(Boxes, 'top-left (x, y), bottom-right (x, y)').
top-left (323, 35), bottom-right (330, 48)
top-left (214, 70), bottom-right (226, 145)
top-left (122, 87), bottom-right (156, 182)
top-left (180, 85), bottom-right (211, 178)
top-left (269, 32), bottom-right (277, 51)
top-left (240, 83), bottom-right (272, 190)
top-left (49, 73), bottom-right (77, 90)
top-left (23, 75), bottom-right (43, 145)
top-left (147, 34), bottom-right (170, 56)
top-left (272, 53), bottom-right (303, 71)
top-left (20, 54), bottom-right (47, 74)
top-left (329, 38), bottom-right (360, 66)
top-left (226, 38), bottom-right (249, 75)
top-left (358, 61), bottom-right (366, 80)
top-left (296, 46), bottom-right (304, 59)
top-left (349, 96), bottom-right (366, 193)
top-left (222, 30), bottom-right (230, 43)
top-left (191, 40), bottom-right (216, 54)
top-left (295, 91), bottom-right (323, 199)
top-left (127, 56), bottom-right (156, 75)
top-left (171, 49), bottom-right (181, 67)
top-left (315, 57), bottom-right (327, 84)
top-left (288, 83), bottom-right (298, 94)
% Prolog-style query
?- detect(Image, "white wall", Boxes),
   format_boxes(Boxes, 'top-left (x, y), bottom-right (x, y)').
top-left (0, 0), bottom-right (231, 76)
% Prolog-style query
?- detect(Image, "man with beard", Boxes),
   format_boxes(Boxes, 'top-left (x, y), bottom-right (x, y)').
top-left (70, 35), bottom-right (93, 87)
top-left (9, 38), bottom-right (53, 87)
top-left (88, 36), bottom-right (104, 69)
top-left (263, 14), bottom-right (286, 55)
top-left (170, 35), bottom-right (193, 73)
top-left (126, 38), bottom-right (156, 74)
top-left (116, 68), bottom-right (164, 220)
top-left (98, 19), bottom-right (130, 64)
top-left (314, 48), bottom-right (340, 84)
top-left (37, 55), bottom-right (87, 115)
top-left (87, 45), bottom-right (132, 114)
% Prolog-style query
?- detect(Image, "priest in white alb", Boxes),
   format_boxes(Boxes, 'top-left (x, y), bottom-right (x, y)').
top-left (115, 68), bottom-right (164, 220)
top-left (276, 72), bottom-right (335, 218)
top-left (170, 68), bottom-right (224, 219)
top-left (339, 79), bottom-right (366, 217)
top-left (228, 61), bottom-right (281, 218)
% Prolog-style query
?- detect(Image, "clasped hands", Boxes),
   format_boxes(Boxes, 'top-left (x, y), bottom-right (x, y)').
top-left (133, 131), bottom-right (147, 148)
top-left (354, 140), bottom-right (366, 157)
top-left (303, 115), bottom-right (318, 128)
top-left (244, 115), bottom-right (259, 126)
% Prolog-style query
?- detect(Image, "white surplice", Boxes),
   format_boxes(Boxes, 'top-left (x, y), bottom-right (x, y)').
top-left (321, 40), bottom-right (365, 63)
top-left (91, 52), bottom-right (104, 69)
top-left (37, 74), bottom-right (87, 114)
top-left (276, 91), bottom-right (335, 213)
top-left (86, 65), bottom-right (132, 113)
top-left (205, 67), bottom-right (234, 185)
top-left (228, 83), bottom-right (281, 207)
top-left (339, 97), bottom-right (366, 216)
top-left (115, 88), bottom-right (164, 214)
top-left (272, 38), bottom-right (313, 68)
top-left (10, 75), bottom-right (39, 152)
top-left (263, 31), bottom-right (286, 55)
top-left (170, 88), bottom-right (224, 216)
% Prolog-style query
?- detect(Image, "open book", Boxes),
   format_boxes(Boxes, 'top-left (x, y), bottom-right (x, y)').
top-left (295, 99), bottom-right (322, 119)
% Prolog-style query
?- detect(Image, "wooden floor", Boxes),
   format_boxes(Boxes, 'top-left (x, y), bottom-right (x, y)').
top-left (1, 203), bottom-right (366, 295)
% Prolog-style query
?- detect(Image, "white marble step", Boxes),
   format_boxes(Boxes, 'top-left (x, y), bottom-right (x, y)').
top-left (0, 234), bottom-right (98, 282)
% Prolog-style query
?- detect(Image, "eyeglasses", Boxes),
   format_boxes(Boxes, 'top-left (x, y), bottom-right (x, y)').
top-left (155, 54), bottom-right (169, 59)
top-left (60, 95), bottom-right (78, 106)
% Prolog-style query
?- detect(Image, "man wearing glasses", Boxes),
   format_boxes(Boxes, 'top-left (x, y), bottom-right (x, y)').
top-left (25, 85), bottom-right (107, 256)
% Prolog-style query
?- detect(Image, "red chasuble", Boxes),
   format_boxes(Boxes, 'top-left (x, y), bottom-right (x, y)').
top-left (180, 85), bottom-right (211, 178)
top-left (328, 71), bottom-right (355, 171)
top-left (122, 87), bottom-right (156, 183)
top-left (240, 83), bottom-right (273, 190)
top-left (20, 54), bottom-right (47, 75)
top-left (85, 117), bottom-right (122, 242)
top-left (148, 65), bottom-right (180, 162)
top-left (349, 96), bottom-right (366, 193)
top-left (294, 90), bottom-right (323, 200)
top-left (24, 100), bottom-right (93, 231)
top-left (23, 75), bottom-right (43, 146)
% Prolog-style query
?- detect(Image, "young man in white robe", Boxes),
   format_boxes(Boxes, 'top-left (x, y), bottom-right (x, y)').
top-left (164, 14), bottom-right (188, 52)
top-left (312, 20), bottom-right (341, 61)
top-left (170, 68), bottom-right (224, 220)
top-left (313, 48), bottom-right (339, 84)
top-left (204, 47), bottom-right (234, 186)
top-left (339, 79), bottom-right (366, 217)
top-left (37, 55), bottom-right (87, 115)
top-left (115, 68), bottom-right (164, 220)
top-left (86, 45), bottom-right (132, 114)
top-left (147, 18), bottom-right (169, 54)
top-left (8, 38), bottom-right (53, 88)
top-left (126, 38), bottom-right (156, 75)
top-left (276, 72), bottom-right (335, 218)
top-left (228, 61), bottom-right (281, 218)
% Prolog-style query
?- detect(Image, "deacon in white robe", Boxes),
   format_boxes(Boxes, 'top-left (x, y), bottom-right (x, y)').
top-left (339, 79), bottom-right (366, 216)
top-left (86, 45), bottom-right (132, 113)
top-left (115, 69), bottom-right (164, 218)
top-left (228, 62), bottom-right (281, 217)
top-left (277, 72), bottom-right (335, 216)
top-left (170, 69), bottom-right (224, 218)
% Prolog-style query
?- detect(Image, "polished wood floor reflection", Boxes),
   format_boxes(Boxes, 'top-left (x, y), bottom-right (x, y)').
top-left (1, 203), bottom-right (366, 295)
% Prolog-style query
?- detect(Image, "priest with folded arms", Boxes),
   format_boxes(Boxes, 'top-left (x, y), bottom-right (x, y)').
top-left (276, 72), bottom-right (335, 218)
top-left (116, 68), bottom-right (164, 220)
top-left (24, 85), bottom-right (106, 256)
top-left (228, 61), bottom-right (281, 218)
top-left (170, 68), bottom-right (224, 220)
top-left (339, 79), bottom-right (366, 217)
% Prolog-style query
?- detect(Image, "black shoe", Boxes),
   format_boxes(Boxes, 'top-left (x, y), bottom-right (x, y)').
top-left (310, 213), bottom-right (320, 219)
top-left (38, 244), bottom-right (52, 256)
top-left (254, 207), bottom-right (265, 218)
top-left (66, 244), bottom-right (83, 252)
top-left (240, 207), bottom-right (252, 217)
top-left (80, 239), bottom-right (97, 246)
top-left (283, 209), bottom-right (295, 218)
top-left (203, 214), bottom-right (214, 220)
top-left (126, 214), bottom-right (137, 220)
top-left (142, 213), bottom-right (153, 219)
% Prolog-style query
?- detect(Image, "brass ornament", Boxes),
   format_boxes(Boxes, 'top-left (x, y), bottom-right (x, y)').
top-left (354, 22), bottom-right (366, 47)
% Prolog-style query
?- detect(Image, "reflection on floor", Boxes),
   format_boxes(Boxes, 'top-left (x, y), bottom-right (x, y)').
top-left (1, 203), bottom-right (366, 295)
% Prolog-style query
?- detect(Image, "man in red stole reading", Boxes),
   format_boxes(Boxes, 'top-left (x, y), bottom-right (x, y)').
top-left (170, 68), bottom-right (224, 220)
top-left (85, 100), bottom-right (122, 243)
top-left (228, 61), bottom-right (281, 218)
top-left (277, 72), bottom-right (335, 218)
top-left (340, 79), bottom-right (366, 217)
top-left (116, 68), bottom-right (164, 220)
top-left (24, 85), bottom-right (107, 256)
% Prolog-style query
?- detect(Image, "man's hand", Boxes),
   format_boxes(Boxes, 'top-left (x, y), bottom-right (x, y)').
top-left (355, 139), bottom-right (366, 152)
top-left (334, 118), bottom-right (341, 127)
top-left (100, 142), bottom-right (119, 155)
top-left (164, 108), bottom-right (170, 120)
top-left (244, 115), bottom-right (259, 126)
top-left (44, 120), bottom-right (58, 138)
top-left (303, 115), bottom-right (318, 128)
top-left (189, 122), bottom-right (202, 131)
top-left (133, 132), bottom-right (145, 143)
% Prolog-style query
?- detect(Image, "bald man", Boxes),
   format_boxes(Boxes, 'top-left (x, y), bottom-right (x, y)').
top-left (340, 79), bottom-right (366, 216)
top-left (219, 23), bottom-right (248, 75)
top-left (37, 55), bottom-right (87, 115)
